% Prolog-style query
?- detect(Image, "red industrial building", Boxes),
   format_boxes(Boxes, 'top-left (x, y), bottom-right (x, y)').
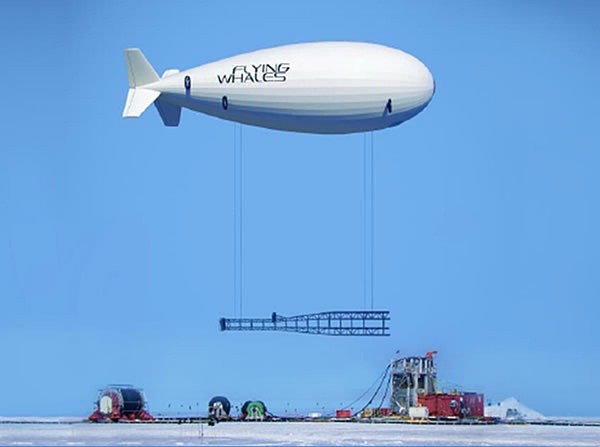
top-left (417, 392), bottom-right (484, 418)
top-left (390, 352), bottom-right (485, 419)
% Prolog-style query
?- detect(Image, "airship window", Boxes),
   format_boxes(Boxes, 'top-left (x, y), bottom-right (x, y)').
top-left (184, 76), bottom-right (191, 90)
top-left (222, 96), bottom-right (228, 110)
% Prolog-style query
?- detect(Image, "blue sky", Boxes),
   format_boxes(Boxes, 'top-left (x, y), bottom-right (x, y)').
top-left (1, 0), bottom-right (599, 417)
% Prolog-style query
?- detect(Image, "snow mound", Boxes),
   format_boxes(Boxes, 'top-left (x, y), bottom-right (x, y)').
top-left (485, 397), bottom-right (545, 421)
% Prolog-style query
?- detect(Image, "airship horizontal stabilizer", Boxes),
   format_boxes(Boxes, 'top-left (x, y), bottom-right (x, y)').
top-left (122, 88), bottom-right (160, 118)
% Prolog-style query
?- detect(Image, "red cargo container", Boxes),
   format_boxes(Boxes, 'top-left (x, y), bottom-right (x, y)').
top-left (378, 408), bottom-right (390, 417)
top-left (335, 409), bottom-right (352, 419)
top-left (417, 394), bottom-right (433, 417)
top-left (462, 392), bottom-right (484, 418)
top-left (417, 392), bottom-right (484, 419)
top-left (418, 394), bottom-right (461, 418)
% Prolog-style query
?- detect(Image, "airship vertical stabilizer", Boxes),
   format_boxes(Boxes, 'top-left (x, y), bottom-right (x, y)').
top-left (124, 48), bottom-right (159, 87)
top-left (154, 98), bottom-right (181, 126)
top-left (122, 49), bottom-right (162, 118)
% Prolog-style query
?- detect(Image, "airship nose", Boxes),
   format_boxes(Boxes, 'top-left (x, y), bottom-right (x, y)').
top-left (413, 59), bottom-right (435, 106)
top-left (393, 52), bottom-right (435, 114)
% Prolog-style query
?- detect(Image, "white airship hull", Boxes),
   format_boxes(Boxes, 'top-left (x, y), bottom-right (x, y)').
top-left (123, 42), bottom-right (435, 134)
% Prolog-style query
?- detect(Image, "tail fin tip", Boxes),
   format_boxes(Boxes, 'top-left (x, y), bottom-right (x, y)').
top-left (124, 48), bottom-right (159, 88)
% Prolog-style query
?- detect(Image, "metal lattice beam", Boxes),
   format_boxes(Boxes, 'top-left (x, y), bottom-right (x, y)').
top-left (219, 311), bottom-right (390, 336)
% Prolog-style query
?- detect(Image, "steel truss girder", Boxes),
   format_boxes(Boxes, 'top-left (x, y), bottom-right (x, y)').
top-left (219, 311), bottom-right (390, 336)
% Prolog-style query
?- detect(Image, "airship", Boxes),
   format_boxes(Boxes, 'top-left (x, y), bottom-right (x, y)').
top-left (123, 42), bottom-right (434, 134)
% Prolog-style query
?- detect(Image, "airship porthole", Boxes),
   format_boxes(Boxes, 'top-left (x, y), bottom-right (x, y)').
top-left (184, 76), bottom-right (191, 90)
top-left (222, 96), bottom-right (228, 110)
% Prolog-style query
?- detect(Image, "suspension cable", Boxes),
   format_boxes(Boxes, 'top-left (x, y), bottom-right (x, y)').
top-left (343, 364), bottom-right (389, 411)
top-left (239, 124), bottom-right (243, 318)
top-left (233, 124), bottom-right (243, 318)
top-left (352, 364), bottom-right (390, 416)
top-left (233, 124), bottom-right (238, 317)
top-left (362, 133), bottom-right (367, 309)
top-left (353, 366), bottom-right (390, 416)
top-left (370, 131), bottom-right (374, 310)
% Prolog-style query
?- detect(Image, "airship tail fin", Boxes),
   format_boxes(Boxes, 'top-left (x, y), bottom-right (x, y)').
top-left (122, 88), bottom-right (160, 118)
top-left (124, 48), bottom-right (159, 88)
top-left (154, 98), bottom-right (181, 127)
top-left (122, 48), bottom-right (162, 118)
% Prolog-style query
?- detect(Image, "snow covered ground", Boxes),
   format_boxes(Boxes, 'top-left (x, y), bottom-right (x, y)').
top-left (1, 421), bottom-right (599, 446)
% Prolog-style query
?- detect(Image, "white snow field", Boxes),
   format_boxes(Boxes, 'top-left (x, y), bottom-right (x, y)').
top-left (1, 421), bottom-right (599, 446)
